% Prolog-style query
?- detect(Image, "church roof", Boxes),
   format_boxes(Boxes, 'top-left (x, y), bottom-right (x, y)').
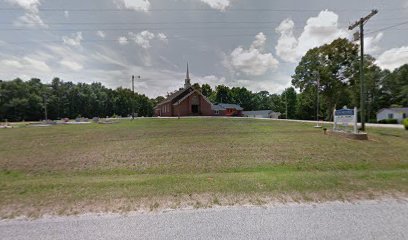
top-left (155, 87), bottom-right (193, 108)
top-left (173, 89), bottom-right (213, 106)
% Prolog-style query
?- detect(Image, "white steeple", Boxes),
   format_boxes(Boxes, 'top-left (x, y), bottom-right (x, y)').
top-left (184, 62), bottom-right (191, 89)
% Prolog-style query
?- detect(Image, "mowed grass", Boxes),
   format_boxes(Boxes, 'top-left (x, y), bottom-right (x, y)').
top-left (0, 118), bottom-right (407, 217)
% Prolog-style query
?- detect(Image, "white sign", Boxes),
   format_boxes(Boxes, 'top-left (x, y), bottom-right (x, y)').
top-left (333, 107), bottom-right (358, 133)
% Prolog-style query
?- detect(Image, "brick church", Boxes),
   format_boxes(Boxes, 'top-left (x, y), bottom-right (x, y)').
top-left (154, 64), bottom-right (214, 117)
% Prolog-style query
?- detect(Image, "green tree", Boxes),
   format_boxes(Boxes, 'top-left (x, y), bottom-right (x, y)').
top-left (281, 87), bottom-right (297, 119)
top-left (213, 85), bottom-right (232, 103)
top-left (201, 84), bottom-right (213, 97)
top-left (292, 38), bottom-right (359, 120)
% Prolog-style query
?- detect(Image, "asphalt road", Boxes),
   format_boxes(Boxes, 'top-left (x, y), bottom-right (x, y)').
top-left (1, 200), bottom-right (407, 240)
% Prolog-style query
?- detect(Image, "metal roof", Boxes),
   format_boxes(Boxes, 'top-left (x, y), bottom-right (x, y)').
top-left (378, 108), bottom-right (408, 114)
top-left (242, 110), bottom-right (276, 115)
top-left (212, 103), bottom-right (243, 111)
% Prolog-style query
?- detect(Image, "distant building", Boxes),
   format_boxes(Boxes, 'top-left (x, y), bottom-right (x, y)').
top-left (242, 110), bottom-right (281, 119)
top-left (154, 64), bottom-right (213, 117)
top-left (213, 104), bottom-right (243, 117)
top-left (376, 108), bottom-right (408, 123)
top-left (154, 64), bottom-right (243, 117)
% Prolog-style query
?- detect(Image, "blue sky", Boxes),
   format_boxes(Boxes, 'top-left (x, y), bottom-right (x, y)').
top-left (1, 0), bottom-right (408, 97)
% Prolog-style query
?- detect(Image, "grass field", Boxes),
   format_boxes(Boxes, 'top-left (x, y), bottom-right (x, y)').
top-left (1, 118), bottom-right (407, 218)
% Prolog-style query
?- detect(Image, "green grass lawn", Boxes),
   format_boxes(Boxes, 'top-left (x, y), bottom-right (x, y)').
top-left (1, 118), bottom-right (407, 218)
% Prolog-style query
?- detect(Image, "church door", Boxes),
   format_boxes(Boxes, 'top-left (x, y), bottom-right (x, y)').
top-left (191, 95), bottom-right (199, 114)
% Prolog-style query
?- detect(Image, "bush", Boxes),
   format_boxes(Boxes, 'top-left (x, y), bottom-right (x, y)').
top-left (378, 119), bottom-right (398, 124)
top-left (368, 119), bottom-right (377, 123)
top-left (403, 118), bottom-right (408, 130)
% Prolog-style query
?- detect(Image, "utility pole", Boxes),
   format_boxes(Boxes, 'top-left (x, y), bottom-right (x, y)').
top-left (314, 72), bottom-right (321, 128)
top-left (131, 75), bottom-right (135, 120)
top-left (348, 9), bottom-right (378, 132)
top-left (43, 94), bottom-right (48, 121)
top-left (285, 90), bottom-right (288, 119)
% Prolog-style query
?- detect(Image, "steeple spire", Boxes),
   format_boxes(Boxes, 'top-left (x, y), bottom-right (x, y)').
top-left (184, 62), bottom-right (191, 89)
top-left (186, 62), bottom-right (190, 80)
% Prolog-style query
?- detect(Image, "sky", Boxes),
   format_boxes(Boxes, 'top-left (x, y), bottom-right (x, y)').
top-left (0, 0), bottom-right (407, 98)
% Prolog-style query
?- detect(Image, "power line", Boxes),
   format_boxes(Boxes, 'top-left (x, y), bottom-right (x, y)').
top-left (366, 20), bottom-right (408, 35)
top-left (0, 7), bottom-right (407, 12)
top-left (0, 33), bottom-right (278, 44)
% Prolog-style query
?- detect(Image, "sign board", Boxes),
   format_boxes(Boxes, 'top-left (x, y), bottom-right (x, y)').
top-left (334, 107), bottom-right (358, 133)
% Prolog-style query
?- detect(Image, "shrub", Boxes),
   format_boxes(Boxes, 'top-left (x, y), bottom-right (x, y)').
top-left (378, 119), bottom-right (398, 124)
top-left (368, 119), bottom-right (377, 123)
top-left (403, 118), bottom-right (408, 130)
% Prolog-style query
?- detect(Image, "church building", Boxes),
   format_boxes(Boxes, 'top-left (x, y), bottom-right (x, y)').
top-left (154, 64), bottom-right (214, 117)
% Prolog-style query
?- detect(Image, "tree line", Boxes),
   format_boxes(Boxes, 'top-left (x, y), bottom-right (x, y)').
top-left (1, 38), bottom-right (407, 122)
top-left (0, 78), bottom-right (153, 121)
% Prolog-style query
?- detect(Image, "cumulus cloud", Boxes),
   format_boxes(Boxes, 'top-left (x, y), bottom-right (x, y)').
top-left (129, 31), bottom-right (155, 48)
top-left (114, 0), bottom-right (150, 12)
top-left (62, 32), bottom-right (83, 47)
top-left (200, 0), bottom-right (230, 11)
top-left (97, 30), bottom-right (106, 39)
top-left (226, 32), bottom-right (279, 76)
top-left (5, 0), bottom-right (47, 27)
top-left (275, 10), bottom-right (349, 63)
top-left (125, 31), bottom-right (168, 48)
top-left (157, 33), bottom-right (168, 43)
top-left (5, 0), bottom-right (40, 11)
top-left (364, 32), bottom-right (383, 54)
top-left (118, 36), bottom-right (129, 45)
top-left (376, 46), bottom-right (408, 71)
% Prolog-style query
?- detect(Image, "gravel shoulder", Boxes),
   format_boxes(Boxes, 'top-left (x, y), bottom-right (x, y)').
top-left (1, 199), bottom-right (407, 240)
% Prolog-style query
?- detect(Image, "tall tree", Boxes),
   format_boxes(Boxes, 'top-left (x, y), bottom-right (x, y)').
top-left (281, 87), bottom-right (297, 119)
top-left (201, 84), bottom-right (213, 97)
top-left (292, 38), bottom-right (359, 120)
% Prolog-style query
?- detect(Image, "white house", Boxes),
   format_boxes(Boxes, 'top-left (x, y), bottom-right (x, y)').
top-left (376, 108), bottom-right (408, 123)
top-left (242, 110), bottom-right (281, 119)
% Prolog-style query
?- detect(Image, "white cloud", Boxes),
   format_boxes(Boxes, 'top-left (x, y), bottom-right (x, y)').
top-left (64, 10), bottom-right (69, 18)
top-left (22, 56), bottom-right (51, 72)
top-left (275, 19), bottom-right (298, 63)
top-left (364, 33), bottom-right (383, 54)
top-left (114, 0), bottom-right (150, 12)
top-left (129, 30), bottom-right (155, 48)
top-left (62, 32), bottom-right (83, 47)
top-left (5, 0), bottom-right (47, 28)
top-left (226, 32), bottom-right (279, 76)
top-left (376, 46), bottom-right (408, 71)
top-left (60, 60), bottom-right (83, 71)
top-left (126, 31), bottom-right (167, 48)
top-left (118, 36), bottom-right (129, 45)
top-left (1, 59), bottom-right (23, 68)
top-left (201, 0), bottom-right (230, 11)
top-left (275, 10), bottom-right (349, 63)
top-left (97, 30), bottom-right (106, 39)
top-left (157, 33), bottom-right (168, 43)
top-left (195, 75), bottom-right (226, 87)
top-left (5, 0), bottom-right (40, 11)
